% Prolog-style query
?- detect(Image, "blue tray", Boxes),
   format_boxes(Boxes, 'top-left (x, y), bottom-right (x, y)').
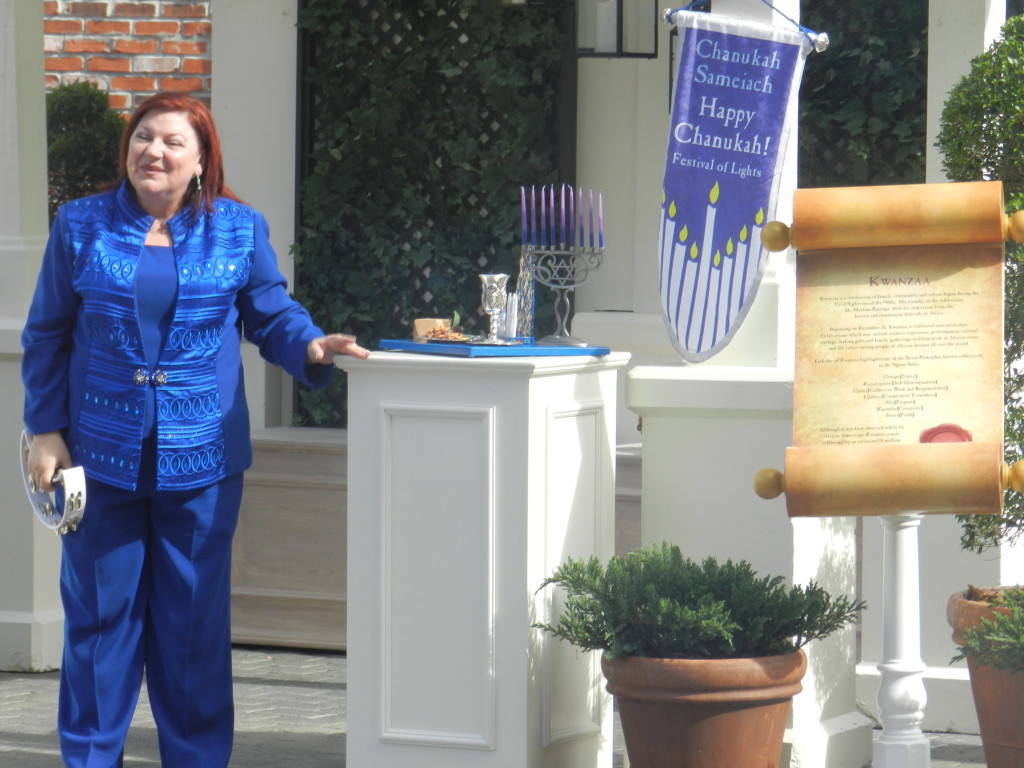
top-left (379, 339), bottom-right (611, 357)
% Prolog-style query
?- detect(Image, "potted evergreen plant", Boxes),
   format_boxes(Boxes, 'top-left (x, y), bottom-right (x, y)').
top-left (936, 16), bottom-right (1024, 768)
top-left (946, 587), bottom-right (1024, 767)
top-left (534, 542), bottom-right (864, 768)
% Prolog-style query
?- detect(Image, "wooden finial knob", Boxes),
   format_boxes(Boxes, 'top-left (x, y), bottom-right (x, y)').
top-left (1004, 461), bottom-right (1024, 493)
top-left (753, 468), bottom-right (785, 499)
top-left (760, 221), bottom-right (793, 252)
top-left (1008, 211), bottom-right (1024, 243)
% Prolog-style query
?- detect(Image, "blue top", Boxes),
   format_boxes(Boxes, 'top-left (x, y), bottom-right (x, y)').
top-left (136, 245), bottom-right (178, 436)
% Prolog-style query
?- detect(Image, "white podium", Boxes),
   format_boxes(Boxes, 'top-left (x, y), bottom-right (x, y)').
top-left (337, 350), bottom-right (629, 768)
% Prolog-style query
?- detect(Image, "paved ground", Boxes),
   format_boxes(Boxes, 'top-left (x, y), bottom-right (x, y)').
top-left (0, 645), bottom-right (985, 767)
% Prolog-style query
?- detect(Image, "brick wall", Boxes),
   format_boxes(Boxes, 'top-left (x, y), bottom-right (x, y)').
top-left (43, 1), bottom-right (212, 113)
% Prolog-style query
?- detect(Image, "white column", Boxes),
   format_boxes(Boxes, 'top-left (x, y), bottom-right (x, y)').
top-left (0, 0), bottom-right (65, 671)
top-left (874, 514), bottom-right (930, 768)
top-left (212, 0), bottom-right (299, 428)
top-left (926, 0), bottom-right (1004, 182)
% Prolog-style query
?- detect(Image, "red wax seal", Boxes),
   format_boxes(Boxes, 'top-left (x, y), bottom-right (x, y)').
top-left (919, 424), bottom-right (972, 443)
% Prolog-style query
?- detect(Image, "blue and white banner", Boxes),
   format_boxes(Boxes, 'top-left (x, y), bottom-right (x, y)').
top-left (659, 11), bottom-right (810, 362)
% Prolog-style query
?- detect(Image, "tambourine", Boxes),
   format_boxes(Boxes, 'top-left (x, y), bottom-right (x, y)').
top-left (20, 431), bottom-right (86, 534)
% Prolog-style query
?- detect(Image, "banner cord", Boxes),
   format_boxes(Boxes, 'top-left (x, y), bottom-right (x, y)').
top-left (663, 1), bottom-right (829, 51)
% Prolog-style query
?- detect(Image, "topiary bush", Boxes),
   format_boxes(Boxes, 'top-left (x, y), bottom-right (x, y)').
top-left (534, 541), bottom-right (865, 660)
top-left (935, 15), bottom-right (1024, 553)
top-left (46, 81), bottom-right (123, 221)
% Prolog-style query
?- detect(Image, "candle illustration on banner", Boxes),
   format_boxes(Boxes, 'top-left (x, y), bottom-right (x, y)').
top-left (715, 238), bottom-right (735, 344)
top-left (679, 240), bottom-right (701, 345)
top-left (703, 181), bottom-right (719, 259)
top-left (699, 245), bottom-right (724, 350)
top-left (671, 225), bottom-right (688, 327)
top-left (731, 225), bottom-right (749, 323)
top-left (689, 182), bottom-right (720, 351)
top-left (660, 196), bottom-right (677, 297)
top-left (745, 208), bottom-right (765, 304)
top-left (667, 223), bottom-right (688, 328)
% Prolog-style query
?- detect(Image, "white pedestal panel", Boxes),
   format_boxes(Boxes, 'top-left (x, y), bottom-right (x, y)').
top-left (338, 351), bottom-right (629, 768)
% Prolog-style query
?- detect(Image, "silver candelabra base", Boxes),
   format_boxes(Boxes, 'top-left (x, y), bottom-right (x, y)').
top-left (525, 245), bottom-right (604, 346)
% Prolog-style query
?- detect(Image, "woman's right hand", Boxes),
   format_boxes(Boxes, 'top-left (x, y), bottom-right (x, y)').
top-left (27, 431), bottom-right (71, 493)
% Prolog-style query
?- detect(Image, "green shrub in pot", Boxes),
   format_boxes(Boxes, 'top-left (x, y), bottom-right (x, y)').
top-left (534, 541), bottom-right (864, 660)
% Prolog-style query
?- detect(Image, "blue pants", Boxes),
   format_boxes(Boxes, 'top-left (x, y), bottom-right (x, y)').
top-left (57, 449), bottom-right (243, 768)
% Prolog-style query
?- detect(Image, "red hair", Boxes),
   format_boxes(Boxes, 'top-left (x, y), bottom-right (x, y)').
top-left (116, 91), bottom-right (243, 215)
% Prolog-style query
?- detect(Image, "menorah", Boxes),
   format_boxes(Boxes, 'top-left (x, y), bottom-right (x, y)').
top-left (516, 184), bottom-right (604, 346)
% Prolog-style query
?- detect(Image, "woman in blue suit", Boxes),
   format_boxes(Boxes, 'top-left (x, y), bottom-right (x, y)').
top-left (22, 91), bottom-right (369, 768)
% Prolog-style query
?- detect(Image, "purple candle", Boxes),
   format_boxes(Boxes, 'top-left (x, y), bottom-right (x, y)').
top-left (520, 186), bottom-right (527, 246)
top-left (598, 191), bottom-right (604, 248)
top-left (577, 186), bottom-right (584, 246)
top-left (531, 185), bottom-right (537, 246)
top-left (560, 184), bottom-right (566, 246)
top-left (588, 188), bottom-right (595, 249)
top-left (548, 185), bottom-right (555, 247)
top-left (568, 185), bottom-right (575, 247)
top-left (539, 185), bottom-right (547, 247)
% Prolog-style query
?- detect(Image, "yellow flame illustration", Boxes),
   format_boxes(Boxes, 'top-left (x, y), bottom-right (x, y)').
top-left (678, 225), bottom-right (688, 243)
top-left (713, 250), bottom-right (722, 268)
top-left (689, 242), bottom-right (699, 260)
top-left (669, 200), bottom-right (677, 218)
top-left (726, 238), bottom-right (734, 256)
top-left (740, 225), bottom-right (748, 243)
top-left (755, 208), bottom-right (765, 225)
top-left (709, 181), bottom-right (720, 205)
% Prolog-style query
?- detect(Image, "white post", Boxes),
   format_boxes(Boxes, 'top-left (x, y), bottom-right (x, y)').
top-left (0, 0), bottom-right (65, 672)
top-left (925, 0), bottom-right (1004, 182)
top-left (874, 513), bottom-right (930, 768)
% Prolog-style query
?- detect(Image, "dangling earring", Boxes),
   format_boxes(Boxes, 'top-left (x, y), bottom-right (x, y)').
top-left (194, 173), bottom-right (203, 193)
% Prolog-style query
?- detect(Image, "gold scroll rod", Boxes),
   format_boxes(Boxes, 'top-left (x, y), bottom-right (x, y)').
top-left (754, 461), bottom-right (1024, 501)
top-left (760, 210), bottom-right (1024, 252)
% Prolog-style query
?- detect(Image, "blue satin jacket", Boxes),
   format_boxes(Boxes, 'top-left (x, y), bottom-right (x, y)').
top-left (22, 182), bottom-right (332, 491)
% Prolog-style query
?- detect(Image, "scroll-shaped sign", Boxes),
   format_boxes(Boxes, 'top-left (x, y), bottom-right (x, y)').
top-left (756, 181), bottom-right (1024, 517)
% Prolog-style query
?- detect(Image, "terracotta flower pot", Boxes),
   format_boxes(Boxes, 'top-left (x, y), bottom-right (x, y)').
top-left (601, 650), bottom-right (806, 768)
top-left (947, 589), bottom-right (1024, 768)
